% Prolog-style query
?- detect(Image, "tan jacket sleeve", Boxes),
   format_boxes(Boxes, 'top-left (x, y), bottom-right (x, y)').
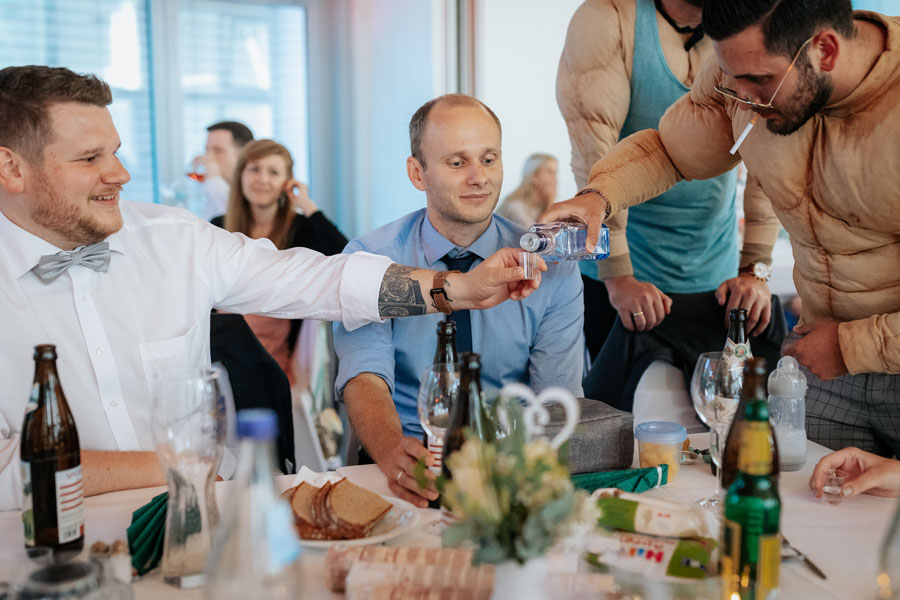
top-left (839, 314), bottom-right (900, 375)
top-left (556, 0), bottom-right (634, 280)
top-left (739, 172), bottom-right (780, 268)
top-left (583, 55), bottom-right (742, 216)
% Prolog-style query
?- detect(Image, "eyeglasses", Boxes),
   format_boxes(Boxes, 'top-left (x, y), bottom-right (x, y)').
top-left (715, 37), bottom-right (814, 110)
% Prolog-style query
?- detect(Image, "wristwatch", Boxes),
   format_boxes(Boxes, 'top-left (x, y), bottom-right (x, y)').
top-left (739, 262), bottom-right (772, 282)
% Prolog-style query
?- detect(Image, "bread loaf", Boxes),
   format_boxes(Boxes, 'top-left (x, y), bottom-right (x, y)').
top-left (345, 561), bottom-right (493, 600)
top-left (286, 478), bottom-right (393, 541)
top-left (326, 545), bottom-right (475, 592)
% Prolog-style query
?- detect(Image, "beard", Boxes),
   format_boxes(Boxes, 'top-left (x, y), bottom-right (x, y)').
top-left (30, 169), bottom-right (122, 247)
top-left (765, 59), bottom-right (833, 136)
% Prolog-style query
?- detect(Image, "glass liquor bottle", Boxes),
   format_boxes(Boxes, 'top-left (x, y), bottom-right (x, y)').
top-left (520, 219), bottom-right (610, 261)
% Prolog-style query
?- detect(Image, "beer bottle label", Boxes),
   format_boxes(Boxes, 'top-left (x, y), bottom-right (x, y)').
top-left (756, 533), bottom-right (781, 598)
top-left (55, 465), bottom-right (84, 544)
top-left (724, 339), bottom-right (751, 363)
top-left (21, 461), bottom-right (35, 547)
top-left (720, 519), bottom-right (741, 594)
top-left (426, 433), bottom-right (443, 475)
top-left (738, 422), bottom-right (774, 476)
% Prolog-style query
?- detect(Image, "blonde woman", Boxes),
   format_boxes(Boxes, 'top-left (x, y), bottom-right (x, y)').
top-left (496, 153), bottom-right (558, 227)
top-left (212, 139), bottom-right (348, 382)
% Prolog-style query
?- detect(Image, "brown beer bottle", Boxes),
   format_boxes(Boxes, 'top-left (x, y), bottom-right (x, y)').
top-left (721, 357), bottom-right (780, 491)
top-left (432, 319), bottom-right (458, 366)
top-left (21, 345), bottom-right (84, 558)
top-left (442, 352), bottom-right (483, 481)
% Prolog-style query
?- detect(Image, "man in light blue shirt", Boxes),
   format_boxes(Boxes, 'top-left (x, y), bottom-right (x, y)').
top-left (334, 94), bottom-right (584, 507)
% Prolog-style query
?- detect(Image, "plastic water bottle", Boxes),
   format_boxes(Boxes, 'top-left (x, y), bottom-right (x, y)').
top-left (519, 220), bottom-right (610, 261)
top-left (206, 409), bottom-right (300, 600)
top-left (767, 356), bottom-right (808, 471)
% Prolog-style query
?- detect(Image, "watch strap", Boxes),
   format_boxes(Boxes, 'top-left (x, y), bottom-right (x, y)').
top-left (575, 188), bottom-right (612, 219)
top-left (430, 270), bottom-right (460, 314)
top-left (739, 262), bottom-right (771, 282)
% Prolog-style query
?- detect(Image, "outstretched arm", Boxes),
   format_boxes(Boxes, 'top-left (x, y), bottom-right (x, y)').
top-left (376, 248), bottom-right (545, 318)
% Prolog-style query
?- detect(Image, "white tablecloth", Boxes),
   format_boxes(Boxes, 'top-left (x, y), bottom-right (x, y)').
top-left (0, 437), bottom-right (893, 599)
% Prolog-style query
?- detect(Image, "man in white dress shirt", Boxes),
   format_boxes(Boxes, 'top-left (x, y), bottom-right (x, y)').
top-left (0, 65), bottom-right (541, 510)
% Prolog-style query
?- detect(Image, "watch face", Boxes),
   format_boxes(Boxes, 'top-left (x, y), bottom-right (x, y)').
top-left (753, 263), bottom-right (771, 280)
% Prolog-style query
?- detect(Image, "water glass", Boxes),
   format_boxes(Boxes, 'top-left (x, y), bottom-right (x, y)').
top-left (417, 363), bottom-right (459, 475)
top-left (690, 352), bottom-right (721, 427)
top-left (151, 367), bottom-right (223, 588)
top-left (691, 353), bottom-right (725, 507)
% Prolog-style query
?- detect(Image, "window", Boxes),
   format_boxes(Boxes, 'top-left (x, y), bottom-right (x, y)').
top-left (0, 0), bottom-right (309, 212)
top-left (175, 1), bottom-right (309, 184)
top-left (0, 0), bottom-right (156, 204)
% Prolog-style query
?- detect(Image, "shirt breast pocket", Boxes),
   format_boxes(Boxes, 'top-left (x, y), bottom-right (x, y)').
top-left (138, 321), bottom-right (205, 395)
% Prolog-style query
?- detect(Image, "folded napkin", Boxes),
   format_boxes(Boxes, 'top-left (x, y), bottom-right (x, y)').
top-left (291, 465), bottom-right (344, 488)
top-left (126, 492), bottom-right (168, 576)
top-left (571, 464), bottom-right (668, 494)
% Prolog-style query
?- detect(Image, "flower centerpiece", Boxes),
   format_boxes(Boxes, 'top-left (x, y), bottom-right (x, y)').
top-left (439, 431), bottom-right (579, 566)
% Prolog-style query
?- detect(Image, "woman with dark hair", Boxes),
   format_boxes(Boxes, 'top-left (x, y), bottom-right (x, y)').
top-left (212, 139), bottom-right (348, 382)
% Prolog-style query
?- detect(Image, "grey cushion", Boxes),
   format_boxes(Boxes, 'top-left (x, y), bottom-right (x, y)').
top-left (544, 397), bottom-right (634, 474)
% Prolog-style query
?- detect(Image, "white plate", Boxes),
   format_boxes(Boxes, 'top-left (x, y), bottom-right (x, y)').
top-left (297, 496), bottom-right (421, 548)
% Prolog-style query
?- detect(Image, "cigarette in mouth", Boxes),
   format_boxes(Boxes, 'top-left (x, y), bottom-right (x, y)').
top-left (730, 115), bottom-right (759, 155)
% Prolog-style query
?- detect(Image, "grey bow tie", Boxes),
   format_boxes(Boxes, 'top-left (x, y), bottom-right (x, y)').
top-left (33, 242), bottom-right (111, 283)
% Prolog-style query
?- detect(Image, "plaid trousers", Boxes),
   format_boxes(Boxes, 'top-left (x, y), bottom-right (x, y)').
top-left (788, 333), bottom-right (900, 458)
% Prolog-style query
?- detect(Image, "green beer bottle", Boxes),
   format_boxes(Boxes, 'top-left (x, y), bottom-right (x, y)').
top-left (721, 358), bottom-right (780, 600)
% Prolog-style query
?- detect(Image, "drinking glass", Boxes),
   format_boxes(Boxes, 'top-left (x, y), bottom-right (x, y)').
top-left (417, 363), bottom-right (459, 474)
top-left (151, 367), bottom-right (223, 588)
top-left (690, 352), bottom-right (720, 427)
top-left (690, 352), bottom-right (727, 507)
top-left (417, 363), bottom-right (459, 533)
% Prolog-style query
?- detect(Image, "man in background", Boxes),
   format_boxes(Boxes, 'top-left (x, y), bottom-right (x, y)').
top-left (557, 0), bottom-right (785, 410)
top-left (192, 120), bottom-right (254, 220)
top-left (334, 94), bottom-right (585, 508)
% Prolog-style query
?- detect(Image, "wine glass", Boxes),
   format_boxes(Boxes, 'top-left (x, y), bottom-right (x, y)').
top-left (417, 363), bottom-right (459, 533)
top-left (151, 367), bottom-right (223, 588)
top-left (690, 352), bottom-right (727, 507)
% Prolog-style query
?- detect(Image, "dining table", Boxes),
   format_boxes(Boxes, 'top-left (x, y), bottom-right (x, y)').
top-left (0, 433), bottom-right (894, 599)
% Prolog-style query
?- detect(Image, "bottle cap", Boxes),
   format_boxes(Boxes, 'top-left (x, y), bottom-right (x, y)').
top-left (519, 232), bottom-right (545, 253)
top-left (634, 421), bottom-right (687, 445)
top-left (236, 408), bottom-right (278, 440)
top-left (729, 308), bottom-right (748, 320)
top-left (767, 356), bottom-right (807, 397)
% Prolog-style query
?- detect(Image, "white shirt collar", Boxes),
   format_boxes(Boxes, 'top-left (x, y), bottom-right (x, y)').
top-left (0, 207), bottom-right (126, 280)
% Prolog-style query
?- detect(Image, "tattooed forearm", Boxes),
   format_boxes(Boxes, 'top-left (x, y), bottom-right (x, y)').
top-left (378, 264), bottom-right (427, 317)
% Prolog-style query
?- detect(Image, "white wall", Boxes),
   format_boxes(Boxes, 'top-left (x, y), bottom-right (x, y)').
top-left (474, 0), bottom-right (584, 205)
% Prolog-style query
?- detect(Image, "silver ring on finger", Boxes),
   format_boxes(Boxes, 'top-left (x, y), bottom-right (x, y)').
top-left (396, 470), bottom-right (403, 483)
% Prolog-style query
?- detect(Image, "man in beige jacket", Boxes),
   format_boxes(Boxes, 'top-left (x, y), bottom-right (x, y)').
top-left (544, 0), bottom-right (900, 456)
top-left (557, 0), bottom-right (785, 411)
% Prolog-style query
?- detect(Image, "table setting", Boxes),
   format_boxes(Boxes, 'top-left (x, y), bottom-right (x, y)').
top-left (2, 359), bottom-right (898, 600)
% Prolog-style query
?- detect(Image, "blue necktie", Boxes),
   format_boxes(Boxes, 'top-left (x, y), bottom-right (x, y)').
top-left (443, 252), bottom-right (478, 354)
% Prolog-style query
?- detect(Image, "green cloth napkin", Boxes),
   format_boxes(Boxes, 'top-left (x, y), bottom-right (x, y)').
top-left (571, 464), bottom-right (668, 494)
top-left (127, 492), bottom-right (168, 576)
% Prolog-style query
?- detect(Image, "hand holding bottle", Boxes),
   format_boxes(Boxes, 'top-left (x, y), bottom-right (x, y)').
top-left (714, 274), bottom-right (772, 336)
top-left (810, 447), bottom-right (900, 499)
top-left (538, 189), bottom-right (611, 252)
